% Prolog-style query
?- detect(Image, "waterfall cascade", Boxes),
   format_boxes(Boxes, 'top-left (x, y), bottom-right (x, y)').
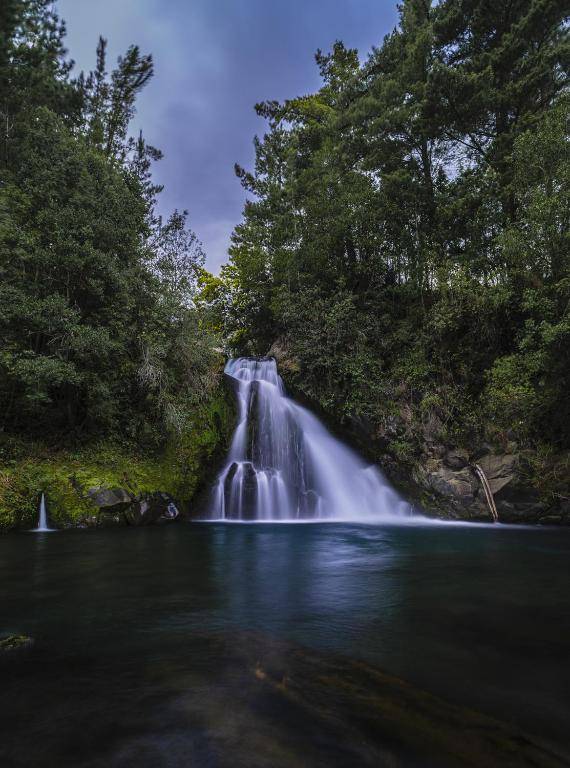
top-left (210, 358), bottom-right (409, 521)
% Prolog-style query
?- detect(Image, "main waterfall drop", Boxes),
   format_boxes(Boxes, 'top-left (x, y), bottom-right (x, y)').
top-left (210, 358), bottom-right (408, 521)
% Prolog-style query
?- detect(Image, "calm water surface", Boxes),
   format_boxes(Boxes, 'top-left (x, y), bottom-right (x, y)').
top-left (1, 522), bottom-right (569, 766)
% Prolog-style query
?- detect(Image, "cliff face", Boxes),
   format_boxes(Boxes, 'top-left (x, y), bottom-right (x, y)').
top-left (268, 341), bottom-right (570, 525)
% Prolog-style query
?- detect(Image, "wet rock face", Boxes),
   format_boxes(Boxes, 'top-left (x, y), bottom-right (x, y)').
top-left (86, 487), bottom-right (180, 527)
top-left (87, 487), bottom-right (133, 509)
top-left (223, 462), bottom-right (258, 520)
top-left (444, 449), bottom-right (469, 470)
top-left (476, 454), bottom-right (518, 495)
top-left (124, 493), bottom-right (180, 526)
top-left (246, 381), bottom-right (261, 463)
top-left (427, 464), bottom-right (478, 504)
top-left (299, 489), bottom-right (320, 518)
top-left (417, 451), bottom-right (570, 524)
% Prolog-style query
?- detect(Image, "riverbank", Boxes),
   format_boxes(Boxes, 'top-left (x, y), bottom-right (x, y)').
top-left (269, 342), bottom-right (570, 526)
top-left (0, 385), bottom-right (235, 532)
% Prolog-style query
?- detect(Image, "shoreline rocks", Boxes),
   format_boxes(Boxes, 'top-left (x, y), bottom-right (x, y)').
top-left (85, 488), bottom-right (182, 528)
top-left (415, 451), bottom-right (569, 524)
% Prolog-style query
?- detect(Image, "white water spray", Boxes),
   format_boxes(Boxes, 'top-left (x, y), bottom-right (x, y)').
top-left (210, 358), bottom-right (409, 521)
top-left (33, 493), bottom-right (53, 532)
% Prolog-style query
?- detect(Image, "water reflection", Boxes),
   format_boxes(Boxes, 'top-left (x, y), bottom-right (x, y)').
top-left (0, 523), bottom-right (569, 766)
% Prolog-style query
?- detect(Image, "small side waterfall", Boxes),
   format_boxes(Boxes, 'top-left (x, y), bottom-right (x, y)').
top-left (210, 358), bottom-right (409, 521)
top-left (33, 493), bottom-right (53, 532)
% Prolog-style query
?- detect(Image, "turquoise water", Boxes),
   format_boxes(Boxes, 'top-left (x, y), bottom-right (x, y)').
top-left (1, 522), bottom-right (569, 766)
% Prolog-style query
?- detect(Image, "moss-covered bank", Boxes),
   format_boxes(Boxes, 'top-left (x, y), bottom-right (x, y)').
top-left (0, 385), bottom-right (235, 532)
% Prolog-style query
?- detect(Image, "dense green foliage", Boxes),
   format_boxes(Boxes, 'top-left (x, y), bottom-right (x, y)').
top-left (211, 0), bottom-right (569, 458)
top-left (0, 389), bottom-right (234, 530)
top-left (0, 1), bottom-right (219, 444)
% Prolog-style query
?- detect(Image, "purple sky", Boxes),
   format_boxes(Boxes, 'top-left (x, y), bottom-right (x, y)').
top-left (58, 0), bottom-right (399, 272)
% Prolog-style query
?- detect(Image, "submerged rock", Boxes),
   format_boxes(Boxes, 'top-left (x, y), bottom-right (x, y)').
top-left (230, 632), bottom-right (569, 768)
top-left (0, 634), bottom-right (34, 654)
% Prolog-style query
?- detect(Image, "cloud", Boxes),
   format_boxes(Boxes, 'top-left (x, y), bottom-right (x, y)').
top-left (57, 0), bottom-right (399, 273)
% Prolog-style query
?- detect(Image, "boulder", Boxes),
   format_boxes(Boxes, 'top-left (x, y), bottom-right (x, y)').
top-left (97, 513), bottom-right (125, 528)
top-left (85, 486), bottom-right (181, 527)
top-left (444, 449), bottom-right (469, 470)
top-left (432, 470), bottom-right (476, 504)
top-left (87, 487), bottom-right (132, 509)
top-left (423, 460), bottom-right (478, 505)
top-left (476, 454), bottom-right (518, 495)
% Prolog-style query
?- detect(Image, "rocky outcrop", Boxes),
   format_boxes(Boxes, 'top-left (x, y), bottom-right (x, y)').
top-left (87, 487), bottom-right (133, 509)
top-left (477, 454), bottom-right (518, 496)
top-left (414, 450), bottom-right (570, 524)
top-left (424, 453), bottom-right (519, 508)
top-left (421, 461), bottom-right (479, 505)
top-left (124, 493), bottom-right (180, 526)
top-left (444, 449), bottom-right (469, 470)
top-left (86, 487), bottom-right (181, 527)
top-left (414, 460), bottom-right (483, 520)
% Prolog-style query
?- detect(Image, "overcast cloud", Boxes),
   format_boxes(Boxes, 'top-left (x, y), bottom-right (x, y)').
top-left (58, 0), bottom-right (399, 272)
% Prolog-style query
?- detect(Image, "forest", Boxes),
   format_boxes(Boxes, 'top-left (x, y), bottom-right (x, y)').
top-left (0, 0), bottom-right (568, 527)
top-left (0, 0), bottom-right (218, 440)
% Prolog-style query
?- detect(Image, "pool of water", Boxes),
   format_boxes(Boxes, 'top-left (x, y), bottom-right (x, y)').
top-left (1, 522), bottom-right (569, 766)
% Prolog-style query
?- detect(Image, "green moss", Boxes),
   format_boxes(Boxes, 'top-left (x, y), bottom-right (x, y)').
top-left (0, 385), bottom-right (235, 532)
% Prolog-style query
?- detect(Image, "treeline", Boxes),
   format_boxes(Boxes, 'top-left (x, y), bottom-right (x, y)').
top-left (209, 0), bottom-right (569, 454)
top-left (0, 1), bottom-right (217, 446)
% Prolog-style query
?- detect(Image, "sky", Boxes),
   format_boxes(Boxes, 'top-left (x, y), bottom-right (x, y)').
top-left (58, 0), bottom-right (399, 273)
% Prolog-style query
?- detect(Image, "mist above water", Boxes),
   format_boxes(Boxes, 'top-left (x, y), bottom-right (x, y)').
top-left (210, 358), bottom-right (409, 521)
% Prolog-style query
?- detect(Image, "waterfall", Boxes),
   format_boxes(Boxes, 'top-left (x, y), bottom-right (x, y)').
top-left (33, 493), bottom-right (52, 532)
top-left (210, 357), bottom-right (409, 521)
